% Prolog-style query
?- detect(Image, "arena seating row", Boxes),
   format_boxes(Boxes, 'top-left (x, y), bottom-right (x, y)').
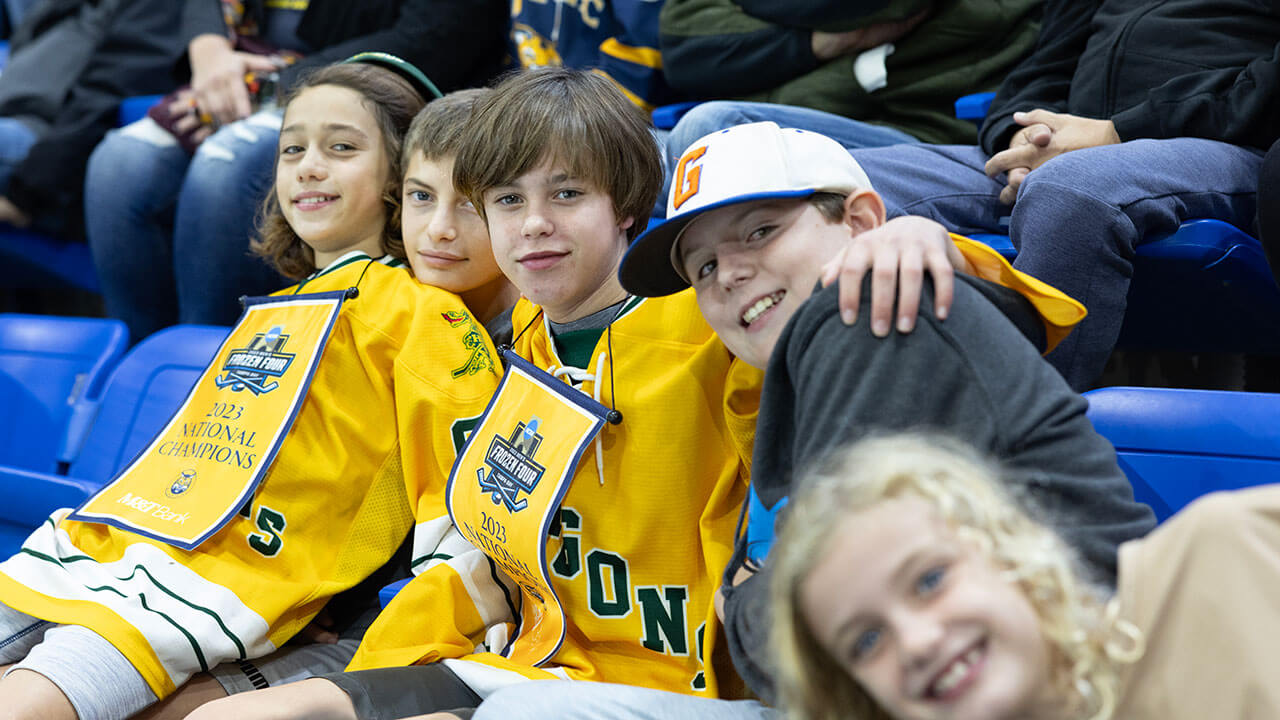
top-left (0, 317), bottom-right (228, 555)
top-left (0, 312), bottom-right (1276, 590)
top-left (740, 385), bottom-right (1280, 562)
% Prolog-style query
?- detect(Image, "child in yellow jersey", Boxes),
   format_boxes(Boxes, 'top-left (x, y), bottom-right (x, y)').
top-left (0, 60), bottom-right (510, 720)
top-left (182, 66), bottom-right (748, 720)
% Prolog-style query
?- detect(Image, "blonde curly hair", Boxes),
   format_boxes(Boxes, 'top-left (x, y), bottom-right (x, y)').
top-left (770, 433), bottom-right (1143, 720)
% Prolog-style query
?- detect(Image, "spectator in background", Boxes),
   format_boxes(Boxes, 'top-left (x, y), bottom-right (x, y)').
top-left (1259, 138), bottom-right (1280, 287)
top-left (831, 0), bottom-right (1279, 391)
top-left (84, 0), bottom-right (505, 342)
top-left (0, 0), bottom-right (43, 37)
top-left (509, 0), bottom-right (683, 112)
top-left (659, 0), bottom-right (1041, 159)
top-left (0, 0), bottom-right (181, 240)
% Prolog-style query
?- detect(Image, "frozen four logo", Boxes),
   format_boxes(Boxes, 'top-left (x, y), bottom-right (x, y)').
top-left (478, 417), bottom-right (546, 513)
top-left (215, 325), bottom-right (295, 395)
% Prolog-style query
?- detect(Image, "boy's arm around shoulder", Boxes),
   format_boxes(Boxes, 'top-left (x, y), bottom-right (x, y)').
top-left (756, 277), bottom-right (1152, 578)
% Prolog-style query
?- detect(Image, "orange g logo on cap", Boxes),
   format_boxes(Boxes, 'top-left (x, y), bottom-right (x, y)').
top-left (672, 145), bottom-right (707, 211)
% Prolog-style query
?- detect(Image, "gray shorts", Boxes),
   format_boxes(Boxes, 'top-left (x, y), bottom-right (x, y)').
top-left (0, 601), bottom-right (157, 720)
top-left (321, 664), bottom-right (481, 720)
top-left (209, 637), bottom-right (362, 694)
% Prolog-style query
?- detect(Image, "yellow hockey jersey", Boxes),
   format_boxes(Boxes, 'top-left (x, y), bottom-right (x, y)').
top-left (0, 254), bottom-right (500, 698)
top-left (351, 290), bottom-right (748, 698)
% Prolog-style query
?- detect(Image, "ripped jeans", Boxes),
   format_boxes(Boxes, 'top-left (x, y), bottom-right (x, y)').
top-left (85, 111), bottom-right (287, 342)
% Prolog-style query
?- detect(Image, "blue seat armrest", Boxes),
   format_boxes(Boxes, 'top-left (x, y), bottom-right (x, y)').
top-left (378, 577), bottom-right (412, 608)
top-left (0, 466), bottom-right (98, 526)
top-left (58, 398), bottom-right (102, 466)
top-left (651, 101), bottom-right (702, 131)
top-left (954, 91), bottom-right (996, 122)
top-left (118, 94), bottom-right (165, 127)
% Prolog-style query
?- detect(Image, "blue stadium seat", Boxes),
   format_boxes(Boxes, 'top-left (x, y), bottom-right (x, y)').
top-left (0, 313), bottom-right (127, 472)
top-left (379, 577), bottom-right (411, 607)
top-left (0, 227), bottom-right (100, 291)
top-left (1085, 386), bottom-right (1280, 522)
top-left (0, 324), bottom-right (229, 555)
top-left (652, 101), bottom-right (702, 131)
top-left (971, 220), bottom-right (1280, 354)
top-left (118, 93), bottom-right (163, 126)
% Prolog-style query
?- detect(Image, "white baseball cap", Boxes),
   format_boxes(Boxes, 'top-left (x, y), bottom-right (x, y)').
top-left (619, 121), bottom-right (874, 297)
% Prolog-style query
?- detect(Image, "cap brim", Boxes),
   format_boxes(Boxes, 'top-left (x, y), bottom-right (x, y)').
top-left (619, 188), bottom-right (817, 297)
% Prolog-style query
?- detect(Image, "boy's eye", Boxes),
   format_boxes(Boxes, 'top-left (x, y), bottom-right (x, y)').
top-left (460, 199), bottom-right (477, 211)
top-left (915, 566), bottom-right (947, 596)
top-left (745, 225), bottom-right (776, 244)
top-left (694, 258), bottom-right (717, 281)
top-left (850, 626), bottom-right (882, 662)
top-left (554, 188), bottom-right (583, 201)
top-left (280, 144), bottom-right (304, 155)
top-left (494, 194), bottom-right (522, 206)
top-left (407, 190), bottom-right (433, 203)
top-left (330, 142), bottom-right (356, 152)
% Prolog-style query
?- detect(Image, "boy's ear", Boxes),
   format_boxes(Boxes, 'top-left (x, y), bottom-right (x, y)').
top-left (842, 190), bottom-right (886, 236)
top-left (619, 215), bottom-right (636, 232)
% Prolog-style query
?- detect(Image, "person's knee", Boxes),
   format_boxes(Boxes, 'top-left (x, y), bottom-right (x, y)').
top-left (0, 668), bottom-right (78, 720)
top-left (669, 101), bottom-right (752, 157)
top-left (183, 678), bottom-right (356, 720)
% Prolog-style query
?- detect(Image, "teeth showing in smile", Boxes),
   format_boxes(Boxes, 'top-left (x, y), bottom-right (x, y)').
top-left (297, 196), bottom-right (335, 205)
top-left (741, 290), bottom-right (786, 326)
top-left (929, 647), bottom-right (982, 698)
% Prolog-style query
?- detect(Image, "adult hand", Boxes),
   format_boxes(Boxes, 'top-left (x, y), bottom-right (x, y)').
top-left (990, 119), bottom-right (1052, 205)
top-left (986, 110), bottom-right (1120, 204)
top-left (188, 34), bottom-right (282, 126)
top-left (166, 88), bottom-right (215, 146)
top-left (820, 215), bottom-right (970, 336)
top-left (810, 7), bottom-right (931, 61)
top-left (0, 196), bottom-right (31, 228)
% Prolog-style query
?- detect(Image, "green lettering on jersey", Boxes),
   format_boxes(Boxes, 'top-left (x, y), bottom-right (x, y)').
top-left (586, 549), bottom-right (630, 617)
top-left (692, 622), bottom-right (706, 690)
top-left (635, 585), bottom-right (689, 655)
top-left (550, 507), bottom-right (582, 579)
top-left (450, 415), bottom-right (482, 454)
top-left (247, 505), bottom-right (286, 557)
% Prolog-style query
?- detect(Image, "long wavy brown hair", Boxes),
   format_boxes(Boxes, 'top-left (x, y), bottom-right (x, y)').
top-left (253, 62), bottom-right (425, 279)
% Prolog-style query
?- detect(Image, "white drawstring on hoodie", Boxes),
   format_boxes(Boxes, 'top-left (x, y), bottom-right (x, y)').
top-left (548, 350), bottom-right (610, 486)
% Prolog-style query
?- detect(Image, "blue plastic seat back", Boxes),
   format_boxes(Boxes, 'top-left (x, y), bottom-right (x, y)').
top-left (970, 220), bottom-right (1280, 354)
top-left (68, 325), bottom-right (230, 487)
top-left (0, 314), bottom-right (128, 472)
top-left (1085, 386), bottom-right (1280, 522)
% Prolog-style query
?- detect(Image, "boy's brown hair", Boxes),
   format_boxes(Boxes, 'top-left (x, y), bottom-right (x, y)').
top-left (255, 62), bottom-right (426, 279)
top-left (453, 67), bottom-right (662, 242)
top-left (401, 88), bottom-right (491, 168)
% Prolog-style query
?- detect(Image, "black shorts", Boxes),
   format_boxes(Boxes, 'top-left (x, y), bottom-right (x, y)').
top-left (320, 663), bottom-right (482, 720)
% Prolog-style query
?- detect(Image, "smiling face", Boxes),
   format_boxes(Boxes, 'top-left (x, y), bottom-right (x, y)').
top-left (677, 198), bottom-right (850, 368)
top-left (482, 159), bottom-right (634, 323)
top-left (276, 84), bottom-right (391, 268)
top-left (402, 153), bottom-right (506, 293)
top-left (799, 497), bottom-right (1054, 720)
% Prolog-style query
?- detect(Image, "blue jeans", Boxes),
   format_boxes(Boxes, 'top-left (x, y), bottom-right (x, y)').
top-left (846, 139), bottom-right (1263, 390)
top-left (85, 113), bottom-right (285, 341)
top-left (472, 680), bottom-right (778, 720)
top-left (0, 117), bottom-right (36, 194)
top-left (660, 101), bottom-right (919, 217)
